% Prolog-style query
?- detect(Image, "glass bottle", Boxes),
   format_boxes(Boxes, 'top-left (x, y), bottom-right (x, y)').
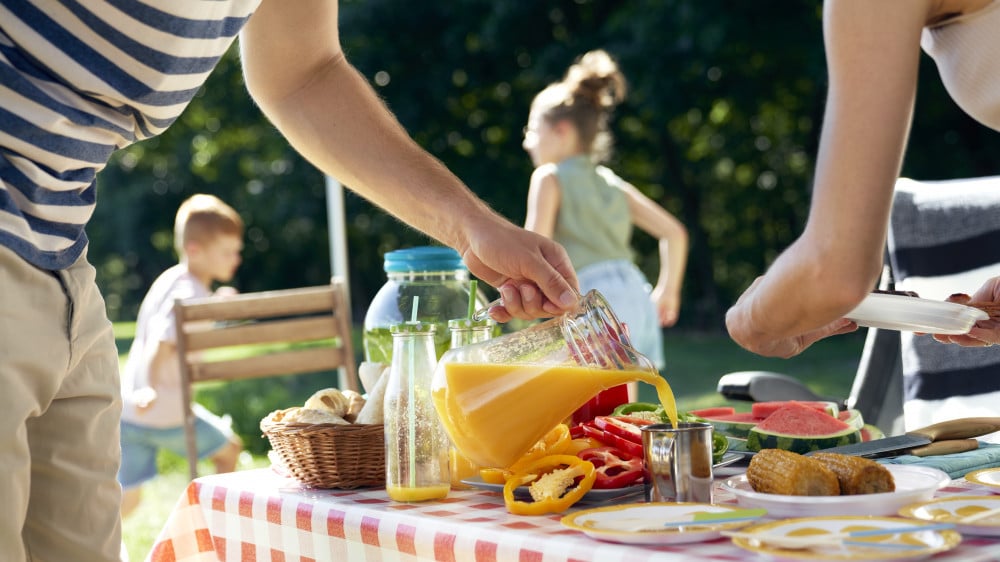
top-left (383, 322), bottom-right (450, 502)
top-left (445, 317), bottom-right (494, 489)
top-left (363, 246), bottom-right (490, 364)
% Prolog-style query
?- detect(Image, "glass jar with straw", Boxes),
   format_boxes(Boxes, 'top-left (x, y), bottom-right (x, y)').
top-left (384, 297), bottom-right (451, 502)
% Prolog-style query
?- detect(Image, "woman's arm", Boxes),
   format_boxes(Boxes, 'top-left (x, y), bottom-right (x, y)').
top-left (726, 0), bottom-right (933, 357)
top-left (238, 0), bottom-right (578, 319)
top-left (620, 181), bottom-right (689, 326)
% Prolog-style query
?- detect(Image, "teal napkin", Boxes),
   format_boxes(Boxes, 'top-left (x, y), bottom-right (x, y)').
top-left (878, 442), bottom-right (1000, 479)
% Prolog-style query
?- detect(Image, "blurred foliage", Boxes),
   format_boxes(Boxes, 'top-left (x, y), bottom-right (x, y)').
top-left (91, 0), bottom-right (1000, 331)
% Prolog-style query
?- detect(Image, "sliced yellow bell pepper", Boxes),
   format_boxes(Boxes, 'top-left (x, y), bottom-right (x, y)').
top-left (507, 423), bottom-right (571, 474)
top-left (479, 424), bottom-right (574, 486)
top-left (478, 467), bottom-right (512, 485)
top-left (502, 454), bottom-right (596, 516)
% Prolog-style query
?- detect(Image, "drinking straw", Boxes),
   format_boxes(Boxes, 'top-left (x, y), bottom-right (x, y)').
top-left (408, 296), bottom-right (419, 488)
top-left (467, 279), bottom-right (478, 320)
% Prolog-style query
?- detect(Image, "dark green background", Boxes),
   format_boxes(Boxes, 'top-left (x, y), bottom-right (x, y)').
top-left (91, 0), bottom-right (1000, 330)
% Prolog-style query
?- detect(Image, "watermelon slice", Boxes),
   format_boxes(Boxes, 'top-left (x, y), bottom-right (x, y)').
top-left (688, 406), bottom-right (736, 418)
top-left (750, 400), bottom-right (838, 419)
top-left (693, 411), bottom-right (760, 439)
top-left (746, 402), bottom-right (861, 454)
top-left (838, 409), bottom-right (864, 430)
top-left (861, 423), bottom-right (885, 442)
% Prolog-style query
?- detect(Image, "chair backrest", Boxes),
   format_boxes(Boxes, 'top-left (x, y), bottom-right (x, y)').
top-left (884, 177), bottom-right (1000, 438)
top-left (174, 277), bottom-right (358, 479)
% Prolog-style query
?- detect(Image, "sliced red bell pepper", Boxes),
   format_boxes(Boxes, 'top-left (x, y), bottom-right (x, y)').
top-left (577, 446), bottom-right (644, 489)
top-left (594, 416), bottom-right (643, 444)
top-left (579, 422), bottom-right (610, 444)
top-left (596, 431), bottom-right (643, 457)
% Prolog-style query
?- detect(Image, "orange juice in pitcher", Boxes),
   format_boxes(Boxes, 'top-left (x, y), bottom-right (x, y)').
top-left (431, 290), bottom-right (677, 469)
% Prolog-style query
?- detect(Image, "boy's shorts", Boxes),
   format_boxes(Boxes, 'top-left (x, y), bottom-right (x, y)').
top-left (119, 403), bottom-right (236, 488)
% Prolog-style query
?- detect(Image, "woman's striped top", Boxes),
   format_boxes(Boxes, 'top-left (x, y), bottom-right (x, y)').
top-left (0, 0), bottom-right (260, 270)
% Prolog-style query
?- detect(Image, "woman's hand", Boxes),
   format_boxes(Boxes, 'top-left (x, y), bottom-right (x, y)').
top-left (934, 277), bottom-right (1000, 346)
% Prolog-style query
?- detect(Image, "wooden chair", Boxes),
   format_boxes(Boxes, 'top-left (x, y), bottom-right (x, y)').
top-left (174, 277), bottom-right (358, 479)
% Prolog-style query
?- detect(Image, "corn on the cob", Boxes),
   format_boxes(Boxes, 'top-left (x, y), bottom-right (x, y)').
top-left (746, 449), bottom-right (840, 496)
top-left (811, 452), bottom-right (895, 495)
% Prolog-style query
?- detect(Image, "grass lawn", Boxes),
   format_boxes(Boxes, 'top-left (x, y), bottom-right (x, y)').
top-left (118, 324), bottom-right (864, 560)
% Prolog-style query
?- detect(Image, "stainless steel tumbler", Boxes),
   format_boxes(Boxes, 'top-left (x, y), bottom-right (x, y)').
top-left (641, 422), bottom-right (714, 503)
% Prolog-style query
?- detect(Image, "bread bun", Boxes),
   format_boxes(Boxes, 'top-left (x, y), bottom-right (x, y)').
top-left (304, 388), bottom-right (350, 417)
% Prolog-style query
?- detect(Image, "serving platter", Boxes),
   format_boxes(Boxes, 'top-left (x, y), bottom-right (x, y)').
top-left (561, 502), bottom-right (761, 545)
top-left (721, 465), bottom-right (950, 517)
top-left (845, 293), bottom-right (987, 335)
top-left (899, 495), bottom-right (1000, 537)
top-left (462, 452), bottom-right (743, 503)
top-left (730, 515), bottom-right (961, 560)
top-left (461, 475), bottom-right (644, 503)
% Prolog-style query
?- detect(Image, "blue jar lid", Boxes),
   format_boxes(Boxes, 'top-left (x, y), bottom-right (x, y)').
top-left (383, 246), bottom-right (467, 273)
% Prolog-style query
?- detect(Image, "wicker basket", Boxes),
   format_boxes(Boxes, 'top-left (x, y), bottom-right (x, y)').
top-left (261, 420), bottom-right (385, 489)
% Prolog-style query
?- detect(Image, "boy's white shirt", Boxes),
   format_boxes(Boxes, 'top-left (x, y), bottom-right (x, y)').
top-left (120, 264), bottom-right (212, 428)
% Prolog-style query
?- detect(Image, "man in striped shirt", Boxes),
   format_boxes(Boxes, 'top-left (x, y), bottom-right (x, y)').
top-left (0, 1), bottom-right (579, 559)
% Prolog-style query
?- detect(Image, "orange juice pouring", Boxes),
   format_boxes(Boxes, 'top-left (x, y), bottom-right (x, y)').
top-left (431, 290), bottom-right (677, 469)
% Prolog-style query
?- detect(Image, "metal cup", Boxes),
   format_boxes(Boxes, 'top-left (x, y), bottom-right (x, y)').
top-left (641, 422), bottom-right (714, 503)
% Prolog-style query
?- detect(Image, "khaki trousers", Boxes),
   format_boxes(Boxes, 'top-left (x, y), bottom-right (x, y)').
top-left (0, 245), bottom-right (123, 561)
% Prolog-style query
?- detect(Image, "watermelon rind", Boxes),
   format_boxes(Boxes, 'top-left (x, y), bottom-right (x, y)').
top-left (838, 409), bottom-right (865, 431)
top-left (745, 425), bottom-right (862, 454)
top-left (861, 423), bottom-right (885, 442)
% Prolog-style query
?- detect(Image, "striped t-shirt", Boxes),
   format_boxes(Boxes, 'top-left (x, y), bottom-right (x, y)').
top-left (0, 0), bottom-right (260, 270)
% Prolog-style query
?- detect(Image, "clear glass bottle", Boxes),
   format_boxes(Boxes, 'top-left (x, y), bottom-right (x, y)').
top-left (383, 322), bottom-right (450, 502)
top-left (363, 246), bottom-right (489, 364)
top-left (446, 317), bottom-right (494, 489)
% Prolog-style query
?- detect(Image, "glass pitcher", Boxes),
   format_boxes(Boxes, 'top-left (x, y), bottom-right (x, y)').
top-left (430, 290), bottom-right (676, 469)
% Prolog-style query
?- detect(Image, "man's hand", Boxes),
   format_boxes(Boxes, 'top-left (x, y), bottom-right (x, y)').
top-left (460, 219), bottom-right (579, 322)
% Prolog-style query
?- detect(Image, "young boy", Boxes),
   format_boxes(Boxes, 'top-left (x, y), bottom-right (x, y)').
top-left (118, 194), bottom-right (245, 518)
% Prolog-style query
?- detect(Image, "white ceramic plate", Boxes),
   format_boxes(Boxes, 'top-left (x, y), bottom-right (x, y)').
top-left (731, 516), bottom-right (961, 561)
top-left (722, 465), bottom-right (950, 517)
top-left (561, 502), bottom-right (761, 545)
top-left (461, 475), bottom-right (644, 503)
top-left (845, 293), bottom-right (987, 335)
top-left (899, 495), bottom-right (1000, 537)
top-left (964, 467), bottom-right (1000, 490)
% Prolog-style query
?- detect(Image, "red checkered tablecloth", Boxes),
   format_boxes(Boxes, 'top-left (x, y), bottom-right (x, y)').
top-left (146, 468), bottom-right (1000, 562)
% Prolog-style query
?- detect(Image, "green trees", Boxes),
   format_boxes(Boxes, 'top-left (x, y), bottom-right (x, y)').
top-left (90, 0), bottom-right (1000, 329)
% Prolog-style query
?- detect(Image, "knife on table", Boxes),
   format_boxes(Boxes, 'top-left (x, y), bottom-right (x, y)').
top-left (806, 417), bottom-right (1000, 458)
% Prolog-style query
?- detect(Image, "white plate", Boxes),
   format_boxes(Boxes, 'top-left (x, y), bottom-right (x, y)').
top-left (845, 293), bottom-right (987, 335)
top-left (561, 502), bottom-right (761, 545)
top-left (899, 495), bottom-right (1000, 537)
top-left (964, 467), bottom-right (1000, 489)
top-left (721, 465), bottom-right (950, 517)
top-left (731, 516), bottom-right (961, 560)
top-left (461, 475), bottom-right (644, 503)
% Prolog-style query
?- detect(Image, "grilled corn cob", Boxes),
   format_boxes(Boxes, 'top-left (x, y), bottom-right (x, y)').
top-left (746, 449), bottom-right (841, 496)
top-left (811, 452), bottom-right (895, 495)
